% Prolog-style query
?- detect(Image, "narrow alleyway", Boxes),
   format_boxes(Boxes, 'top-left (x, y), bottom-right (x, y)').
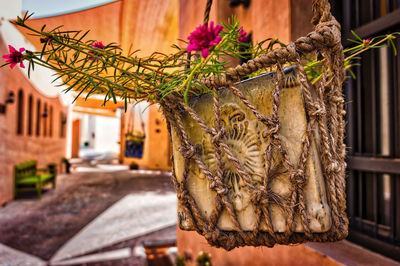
top-left (0, 165), bottom-right (176, 265)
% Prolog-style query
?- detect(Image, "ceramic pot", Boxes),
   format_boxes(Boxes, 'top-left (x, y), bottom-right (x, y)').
top-left (171, 66), bottom-right (332, 233)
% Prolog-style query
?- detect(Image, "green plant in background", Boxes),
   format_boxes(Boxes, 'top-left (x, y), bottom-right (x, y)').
top-left (125, 132), bottom-right (145, 145)
top-left (1, 12), bottom-right (399, 108)
top-left (304, 30), bottom-right (399, 85)
top-left (175, 255), bottom-right (186, 266)
top-left (196, 251), bottom-right (212, 266)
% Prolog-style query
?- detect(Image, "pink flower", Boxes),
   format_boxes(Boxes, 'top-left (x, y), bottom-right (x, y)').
top-left (2, 45), bottom-right (25, 69)
top-left (89, 41), bottom-right (105, 61)
top-left (92, 41), bottom-right (105, 49)
top-left (238, 27), bottom-right (248, 43)
top-left (187, 21), bottom-right (223, 58)
top-left (363, 38), bottom-right (371, 46)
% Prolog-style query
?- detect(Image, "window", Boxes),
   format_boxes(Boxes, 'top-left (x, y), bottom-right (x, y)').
top-left (60, 112), bottom-right (66, 138)
top-left (49, 106), bottom-right (53, 137)
top-left (334, 1), bottom-right (400, 261)
top-left (43, 103), bottom-right (47, 137)
top-left (16, 90), bottom-right (24, 135)
top-left (28, 95), bottom-right (33, 136)
top-left (36, 99), bottom-right (41, 136)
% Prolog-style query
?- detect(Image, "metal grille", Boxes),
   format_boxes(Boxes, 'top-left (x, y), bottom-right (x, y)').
top-left (333, 0), bottom-right (400, 261)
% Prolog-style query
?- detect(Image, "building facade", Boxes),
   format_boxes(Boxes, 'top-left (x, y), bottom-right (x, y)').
top-left (0, 36), bottom-right (68, 205)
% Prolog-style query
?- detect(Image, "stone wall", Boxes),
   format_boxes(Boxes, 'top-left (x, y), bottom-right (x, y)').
top-left (0, 38), bottom-right (67, 206)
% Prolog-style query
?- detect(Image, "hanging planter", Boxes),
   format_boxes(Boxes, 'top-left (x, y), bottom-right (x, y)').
top-left (171, 66), bottom-right (333, 234)
top-left (160, 0), bottom-right (349, 250)
top-left (2, 0), bottom-right (398, 251)
top-left (124, 137), bottom-right (144, 158)
top-left (124, 105), bottom-right (146, 158)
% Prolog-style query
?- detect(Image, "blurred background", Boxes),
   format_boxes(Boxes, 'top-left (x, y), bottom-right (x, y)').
top-left (0, 0), bottom-right (399, 265)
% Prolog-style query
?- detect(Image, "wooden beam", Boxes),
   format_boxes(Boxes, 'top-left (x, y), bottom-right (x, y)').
top-left (348, 156), bottom-right (400, 174)
top-left (72, 106), bottom-right (117, 117)
top-left (73, 97), bottom-right (125, 110)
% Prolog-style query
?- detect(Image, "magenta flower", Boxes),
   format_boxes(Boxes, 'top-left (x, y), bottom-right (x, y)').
top-left (2, 45), bottom-right (25, 69)
top-left (238, 27), bottom-right (248, 43)
top-left (89, 41), bottom-right (106, 61)
top-left (92, 41), bottom-right (105, 49)
top-left (363, 38), bottom-right (371, 46)
top-left (187, 21), bottom-right (223, 58)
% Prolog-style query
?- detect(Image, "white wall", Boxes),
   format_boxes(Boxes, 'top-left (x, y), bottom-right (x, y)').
top-left (79, 112), bottom-right (120, 154)
top-left (94, 114), bottom-right (120, 154)
top-left (0, 0), bottom-right (21, 21)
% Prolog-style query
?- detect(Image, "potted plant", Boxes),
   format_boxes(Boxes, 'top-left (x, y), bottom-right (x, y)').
top-left (1, 1), bottom-right (398, 249)
top-left (175, 255), bottom-right (186, 266)
top-left (61, 157), bottom-right (71, 174)
top-left (196, 252), bottom-right (212, 266)
top-left (129, 161), bottom-right (139, 170)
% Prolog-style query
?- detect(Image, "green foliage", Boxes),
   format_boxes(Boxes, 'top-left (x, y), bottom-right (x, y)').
top-left (303, 31), bottom-right (400, 85)
top-left (196, 251), bottom-right (212, 266)
top-left (6, 12), bottom-right (399, 108)
top-left (125, 133), bottom-right (145, 144)
top-left (175, 255), bottom-right (186, 266)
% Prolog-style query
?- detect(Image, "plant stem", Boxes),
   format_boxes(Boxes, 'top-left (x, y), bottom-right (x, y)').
top-left (307, 34), bottom-right (395, 85)
top-left (15, 20), bottom-right (168, 78)
top-left (345, 36), bottom-right (389, 60)
top-left (175, 35), bottom-right (229, 93)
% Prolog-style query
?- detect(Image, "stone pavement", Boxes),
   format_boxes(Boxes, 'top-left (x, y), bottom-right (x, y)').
top-left (51, 192), bottom-right (177, 263)
top-left (0, 244), bottom-right (46, 266)
top-left (51, 248), bottom-right (132, 265)
top-left (0, 165), bottom-right (177, 265)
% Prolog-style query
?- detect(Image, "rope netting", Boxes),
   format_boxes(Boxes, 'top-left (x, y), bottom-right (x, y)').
top-left (160, 0), bottom-right (348, 250)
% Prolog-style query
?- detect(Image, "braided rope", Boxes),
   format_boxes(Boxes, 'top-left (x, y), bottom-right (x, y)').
top-left (203, 0), bottom-right (213, 24)
top-left (160, 0), bottom-right (348, 249)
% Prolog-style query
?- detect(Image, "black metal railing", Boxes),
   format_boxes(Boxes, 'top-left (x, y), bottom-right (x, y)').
top-left (334, 0), bottom-right (400, 261)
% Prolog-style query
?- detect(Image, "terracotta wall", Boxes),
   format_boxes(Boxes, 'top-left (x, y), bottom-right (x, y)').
top-left (120, 0), bottom-right (179, 56)
top-left (179, 0), bottom-right (292, 46)
top-left (22, 1), bottom-right (122, 51)
top-left (177, 229), bottom-right (340, 266)
top-left (23, 0), bottom-right (179, 57)
top-left (290, 0), bottom-right (314, 40)
top-left (0, 38), bottom-right (67, 206)
top-left (179, 0), bottom-right (316, 46)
